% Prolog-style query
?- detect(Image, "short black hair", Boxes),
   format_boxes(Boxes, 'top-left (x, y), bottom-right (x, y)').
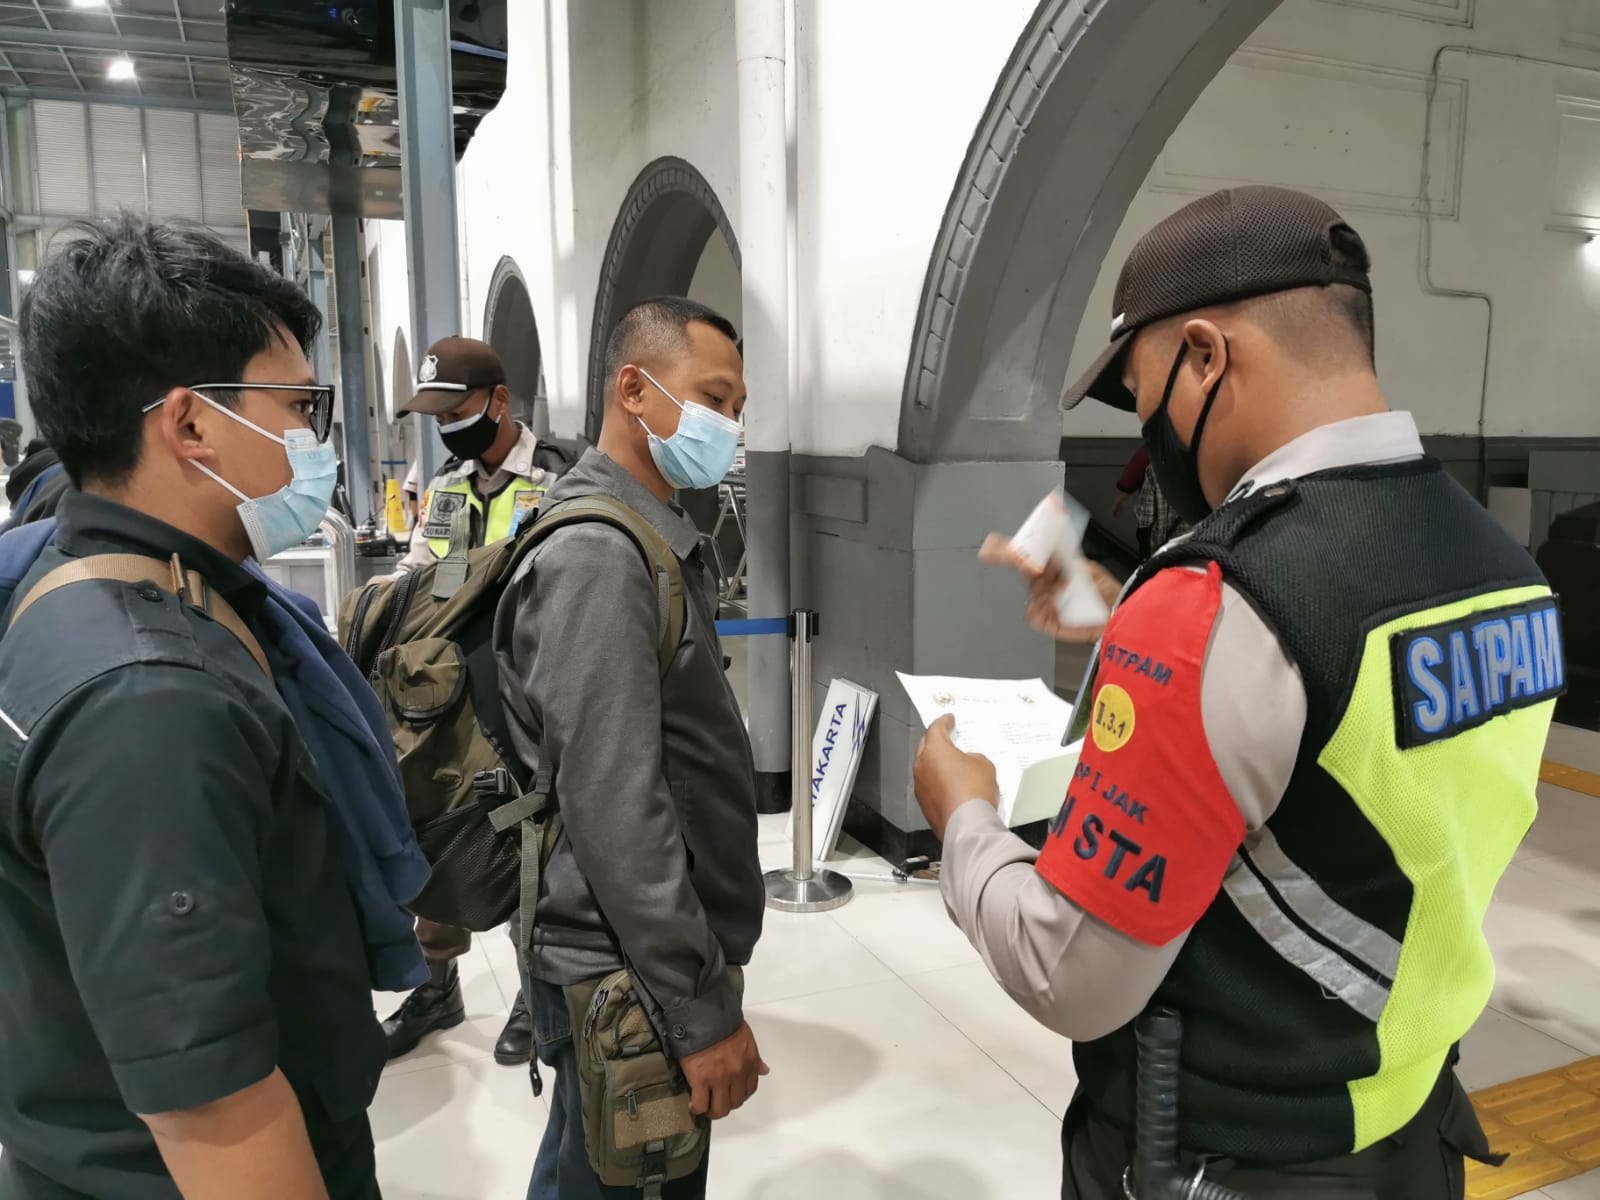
top-left (1241, 225), bottom-right (1375, 368)
top-left (19, 214), bottom-right (323, 487)
top-left (602, 296), bottom-right (739, 393)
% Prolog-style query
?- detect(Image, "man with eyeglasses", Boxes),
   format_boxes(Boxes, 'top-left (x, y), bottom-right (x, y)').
top-left (380, 336), bottom-right (562, 1070)
top-left (0, 216), bottom-right (386, 1199)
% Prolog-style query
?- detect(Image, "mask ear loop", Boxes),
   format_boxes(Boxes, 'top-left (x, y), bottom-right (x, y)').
top-left (145, 391), bottom-right (283, 505)
top-left (1155, 341), bottom-right (1190, 419)
top-left (1185, 334), bottom-right (1229, 463)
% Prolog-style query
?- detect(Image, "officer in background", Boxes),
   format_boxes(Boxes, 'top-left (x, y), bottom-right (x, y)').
top-left (382, 336), bottom-right (557, 1066)
top-left (914, 186), bottom-right (1560, 1197)
top-left (394, 335), bottom-right (556, 575)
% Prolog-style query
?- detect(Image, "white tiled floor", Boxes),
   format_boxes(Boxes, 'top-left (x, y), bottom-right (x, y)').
top-left (373, 724), bottom-right (1600, 1199)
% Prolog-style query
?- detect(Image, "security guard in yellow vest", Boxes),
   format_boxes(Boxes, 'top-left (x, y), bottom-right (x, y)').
top-left (914, 187), bottom-right (1561, 1198)
top-left (386, 336), bottom-right (554, 1066)
top-left (395, 336), bottom-right (553, 576)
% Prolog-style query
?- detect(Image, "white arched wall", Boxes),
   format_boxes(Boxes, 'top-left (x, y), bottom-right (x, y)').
top-left (792, 0), bottom-right (1288, 856)
top-left (1064, 0), bottom-right (1600, 444)
top-left (369, 0), bottom-right (1044, 458)
top-left (448, 0), bottom-right (743, 442)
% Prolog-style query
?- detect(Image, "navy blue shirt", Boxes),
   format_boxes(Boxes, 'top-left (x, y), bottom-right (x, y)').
top-left (0, 492), bottom-right (385, 1198)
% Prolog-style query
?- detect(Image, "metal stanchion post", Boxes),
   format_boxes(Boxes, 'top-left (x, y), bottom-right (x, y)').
top-left (765, 610), bottom-right (853, 913)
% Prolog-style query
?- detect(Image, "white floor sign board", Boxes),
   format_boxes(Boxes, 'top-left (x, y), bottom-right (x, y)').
top-left (792, 678), bottom-right (878, 863)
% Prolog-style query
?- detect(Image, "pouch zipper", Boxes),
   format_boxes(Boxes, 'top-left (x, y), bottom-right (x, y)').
top-left (585, 992), bottom-right (608, 1049)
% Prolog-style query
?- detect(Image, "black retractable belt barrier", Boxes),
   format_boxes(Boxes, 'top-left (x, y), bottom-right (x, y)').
top-left (1125, 1008), bottom-right (1249, 1200)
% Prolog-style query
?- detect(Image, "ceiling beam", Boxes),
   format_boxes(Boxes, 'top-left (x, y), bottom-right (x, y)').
top-left (2, 86), bottom-right (231, 113)
top-left (0, 27), bottom-right (226, 62)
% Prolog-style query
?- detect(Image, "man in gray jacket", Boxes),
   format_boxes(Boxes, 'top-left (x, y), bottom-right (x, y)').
top-left (494, 297), bottom-right (766, 1199)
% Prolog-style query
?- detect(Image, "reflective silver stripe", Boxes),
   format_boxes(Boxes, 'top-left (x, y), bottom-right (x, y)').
top-left (1247, 828), bottom-right (1403, 983)
top-left (1223, 851), bottom-right (1393, 1023)
top-left (0, 706), bottom-right (27, 742)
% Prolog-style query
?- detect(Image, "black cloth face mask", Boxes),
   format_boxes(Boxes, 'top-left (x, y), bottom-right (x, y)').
top-left (438, 397), bottom-right (502, 463)
top-left (1140, 339), bottom-right (1228, 527)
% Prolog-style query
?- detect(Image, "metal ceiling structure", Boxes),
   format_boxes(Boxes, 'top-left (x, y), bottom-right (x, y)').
top-left (0, 0), bottom-right (231, 112)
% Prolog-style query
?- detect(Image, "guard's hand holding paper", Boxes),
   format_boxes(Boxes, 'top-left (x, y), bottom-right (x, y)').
top-left (980, 491), bottom-right (1119, 644)
top-left (913, 714), bottom-right (1000, 841)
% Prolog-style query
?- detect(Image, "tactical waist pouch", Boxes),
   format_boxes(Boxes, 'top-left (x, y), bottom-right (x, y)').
top-left (563, 966), bottom-right (745, 1198)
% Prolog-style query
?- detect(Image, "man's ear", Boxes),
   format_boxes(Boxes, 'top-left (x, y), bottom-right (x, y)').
top-left (1182, 319), bottom-right (1230, 395)
top-left (491, 383), bottom-right (513, 420)
top-left (614, 365), bottom-right (647, 415)
top-left (152, 387), bottom-right (219, 463)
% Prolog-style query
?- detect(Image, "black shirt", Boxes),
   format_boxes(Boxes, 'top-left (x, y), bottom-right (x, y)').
top-left (0, 492), bottom-right (385, 1198)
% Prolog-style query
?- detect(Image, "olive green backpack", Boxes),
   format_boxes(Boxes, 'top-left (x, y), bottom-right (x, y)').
top-left (338, 494), bottom-right (686, 933)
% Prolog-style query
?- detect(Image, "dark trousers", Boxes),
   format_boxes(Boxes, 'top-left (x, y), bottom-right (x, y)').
top-left (525, 978), bottom-right (710, 1200)
top-left (305, 1110), bottom-right (383, 1200)
top-left (415, 916), bottom-right (471, 963)
top-left (1062, 1066), bottom-right (1485, 1199)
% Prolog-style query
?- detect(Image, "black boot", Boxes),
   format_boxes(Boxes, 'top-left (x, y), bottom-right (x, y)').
top-left (494, 990), bottom-right (533, 1066)
top-left (382, 960), bottom-right (466, 1060)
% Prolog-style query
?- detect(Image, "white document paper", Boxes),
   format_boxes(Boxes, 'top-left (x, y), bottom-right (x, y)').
top-left (898, 673), bottom-right (1083, 827)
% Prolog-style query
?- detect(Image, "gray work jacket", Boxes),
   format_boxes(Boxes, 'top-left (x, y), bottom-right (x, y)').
top-left (493, 449), bottom-right (762, 1056)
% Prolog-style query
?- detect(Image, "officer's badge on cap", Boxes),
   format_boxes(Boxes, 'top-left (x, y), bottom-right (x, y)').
top-left (401, 336), bottom-right (508, 416)
top-left (1060, 185), bottom-right (1372, 414)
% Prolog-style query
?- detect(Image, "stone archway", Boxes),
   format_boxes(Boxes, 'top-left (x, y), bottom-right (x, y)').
top-left (585, 156), bottom-right (740, 440)
top-left (804, 0), bottom-right (1287, 862)
top-left (898, 0), bottom-right (1282, 464)
top-left (483, 256), bottom-right (546, 434)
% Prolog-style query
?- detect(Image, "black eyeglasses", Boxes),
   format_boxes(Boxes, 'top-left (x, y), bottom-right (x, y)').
top-left (145, 383), bottom-right (337, 443)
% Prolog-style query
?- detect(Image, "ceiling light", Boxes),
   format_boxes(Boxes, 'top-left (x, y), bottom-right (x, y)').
top-left (17, 270), bottom-right (34, 286)
top-left (70, 0), bottom-right (110, 9)
top-left (107, 57), bottom-right (136, 82)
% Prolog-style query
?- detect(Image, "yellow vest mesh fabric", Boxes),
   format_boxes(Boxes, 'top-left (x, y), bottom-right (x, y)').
top-left (1320, 584), bottom-right (1554, 1150)
top-left (424, 479), bottom-right (546, 559)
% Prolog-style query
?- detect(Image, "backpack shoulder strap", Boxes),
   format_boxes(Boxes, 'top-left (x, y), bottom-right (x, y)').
top-left (9, 553), bottom-right (273, 682)
top-left (528, 495), bottom-right (686, 680)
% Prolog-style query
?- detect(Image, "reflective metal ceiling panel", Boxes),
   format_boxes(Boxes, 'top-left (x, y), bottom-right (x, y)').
top-left (225, 1), bottom-right (507, 218)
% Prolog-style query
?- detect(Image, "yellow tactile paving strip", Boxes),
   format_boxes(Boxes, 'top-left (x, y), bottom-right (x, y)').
top-left (1467, 1058), bottom-right (1600, 1199)
top-left (1541, 758), bottom-right (1600, 798)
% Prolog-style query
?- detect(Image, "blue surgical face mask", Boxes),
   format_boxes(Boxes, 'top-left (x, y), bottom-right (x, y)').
top-left (187, 396), bottom-right (338, 560)
top-left (635, 366), bottom-right (741, 491)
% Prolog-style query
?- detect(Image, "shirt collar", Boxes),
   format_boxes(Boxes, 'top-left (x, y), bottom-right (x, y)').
top-left (560, 449), bottom-right (703, 560)
top-left (474, 422), bottom-right (540, 482)
top-left (1225, 411), bottom-right (1424, 504)
top-left (53, 490), bottom-right (268, 614)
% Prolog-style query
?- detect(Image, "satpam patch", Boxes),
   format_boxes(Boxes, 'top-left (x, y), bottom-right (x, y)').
top-left (1391, 596), bottom-right (1565, 750)
top-left (422, 490), bottom-right (468, 540)
top-left (1036, 563), bottom-right (1245, 946)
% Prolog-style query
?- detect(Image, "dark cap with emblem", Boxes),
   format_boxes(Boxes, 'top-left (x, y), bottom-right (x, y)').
top-left (1061, 185), bottom-right (1372, 413)
top-left (401, 336), bottom-right (507, 416)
